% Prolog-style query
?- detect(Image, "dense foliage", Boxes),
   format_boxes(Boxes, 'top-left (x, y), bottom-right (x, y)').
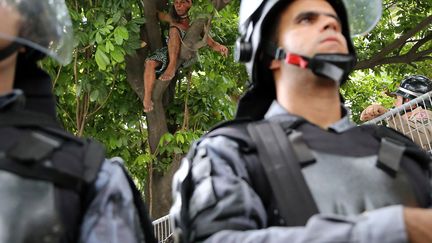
top-left (42, 0), bottom-right (149, 183)
top-left (344, 0), bottom-right (432, 121)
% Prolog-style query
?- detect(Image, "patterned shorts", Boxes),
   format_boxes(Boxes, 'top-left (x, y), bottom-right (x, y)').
top-left (146, 46), bottom-right (169, 76)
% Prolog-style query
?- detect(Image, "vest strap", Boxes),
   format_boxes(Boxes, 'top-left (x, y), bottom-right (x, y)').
top-left (377, 137), bottom-right (405, 176)
top-left (247, 121), bottom-right (318, 226)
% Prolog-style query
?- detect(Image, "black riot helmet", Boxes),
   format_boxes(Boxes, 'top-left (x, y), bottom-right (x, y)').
top-left (0, 0), bottom-right (73, 65)
top-left (395, 75), bottom-right (432, 101)
top-left (234, 0), bottom-right (382, 120)
top-left (0, 0), bottom-right (74, 117)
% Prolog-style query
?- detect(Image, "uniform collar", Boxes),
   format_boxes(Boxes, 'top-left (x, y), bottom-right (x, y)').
top-left (264, 100), bottom-right (355, 133)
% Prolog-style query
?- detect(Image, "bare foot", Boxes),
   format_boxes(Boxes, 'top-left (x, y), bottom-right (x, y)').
top-left (159, 68), bottom-right (176, 81)
top-left (144, 99), bottom-right (154, 113)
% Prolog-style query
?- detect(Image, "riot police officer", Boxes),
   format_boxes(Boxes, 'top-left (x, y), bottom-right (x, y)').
top-left (170, 0), bottom-right (432, 242)
top-left (0, 1), bottom-right (155, 242)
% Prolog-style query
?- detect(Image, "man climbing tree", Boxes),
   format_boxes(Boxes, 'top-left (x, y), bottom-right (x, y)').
top-left (143, 0), bottom-right (229, 112)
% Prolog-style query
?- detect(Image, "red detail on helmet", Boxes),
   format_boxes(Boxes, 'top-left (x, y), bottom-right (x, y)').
top-left (285, 53), bottom-right (308, 69)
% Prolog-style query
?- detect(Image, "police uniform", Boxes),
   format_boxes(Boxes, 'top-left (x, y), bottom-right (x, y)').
top-left (0, 89), bottom-right (153, 243)
top-left (170, 101), bottom-right (431, 243)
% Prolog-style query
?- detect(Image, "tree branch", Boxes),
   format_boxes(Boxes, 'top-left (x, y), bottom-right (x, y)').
top-left (355, 49), bottom-right (432, 69)
top-left (142, 0), bottom-right (163, 52)
top-left (373, 15), bottom-right (432, 60)
top-left (211, 0), bottom-right (232, 11)
top-left (407, 33), bottom-right (432, 55)
top-left (355, 16), bottom-right (432, 70)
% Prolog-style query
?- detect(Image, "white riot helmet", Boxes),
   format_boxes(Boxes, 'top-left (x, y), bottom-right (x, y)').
top-left (0, 0), bottom-right (73, 65)
top-left (234, 0), bottom-right (382, 120)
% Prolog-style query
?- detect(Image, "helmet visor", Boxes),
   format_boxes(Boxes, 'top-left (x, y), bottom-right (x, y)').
top-left (342, 0), bottom-right (382, 36)
top-left (0, 0), bottom-right (73, 65)
top-left (239, 0), bottom-right (382, 37)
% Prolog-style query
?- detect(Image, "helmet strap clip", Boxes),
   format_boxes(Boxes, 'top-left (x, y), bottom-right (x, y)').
top-left (266, 43), bottom-right (355, 84)
top-left (285, 53), bottom-right (309, 69)
top-left (271, 45), bottom-right (309, 69)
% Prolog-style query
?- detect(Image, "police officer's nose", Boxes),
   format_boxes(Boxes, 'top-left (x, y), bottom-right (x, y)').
top-left (321, 15), bottom-right (341, 32)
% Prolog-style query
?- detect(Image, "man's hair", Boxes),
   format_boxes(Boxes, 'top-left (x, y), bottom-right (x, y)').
top-left (169, 5), bottom-right (182, 23)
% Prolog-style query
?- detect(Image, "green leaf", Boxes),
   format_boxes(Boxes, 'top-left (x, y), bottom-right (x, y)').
top-left (106, 40), bottom-right (115, 52)
top-left (128, 24), bottom-right (140, 34)
top-left (116, 138), bottom-right (122, 147)
top-left (95, 49), bottom-right (109, 70)
top-left (206, 4), bottom-right (214, 13)
top-left (114, 34), bottom-right (124, 45)
top-left (133, 17), bottom-right (146, 24)
top-left (113, 11), bottom-right (122, 23)
top-left (173, 147), bottom-right (183, 154)
top-left (114, 26), bottom-right (129, 44)
top-left (96, 32), bottom-right (103, 44)
top-left (90, 89), bottom-right (99, 102)
top-left (95, 14), bottom-right (105, 28)
top-left (111, 47), bottom-right (125, 63)
top-left (176, 133), bottom-right (185, 144)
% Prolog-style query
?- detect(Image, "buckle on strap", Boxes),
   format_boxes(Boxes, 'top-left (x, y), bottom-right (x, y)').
top-left (7, 132), bottom-right (61, 164)
top-left (377, 137), bottom-right (405, 176)
top-left (288, 130), bottom-right (315, 166)
top-left (275, 47), bottom-right (286, 60)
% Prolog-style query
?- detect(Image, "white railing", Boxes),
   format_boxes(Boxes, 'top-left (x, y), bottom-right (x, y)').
top-left (364, 91), bottom-right (432, 154)
top-left (153, 214), bottom-right (173, 243)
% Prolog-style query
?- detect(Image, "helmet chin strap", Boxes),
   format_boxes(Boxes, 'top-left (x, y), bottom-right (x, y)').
top-left (0, 42), bottom-right (21, 62)
top-left (267, 44), bottom-right (356, 85)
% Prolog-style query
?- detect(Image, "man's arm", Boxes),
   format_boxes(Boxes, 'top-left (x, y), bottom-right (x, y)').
top-left (206, 36), bottom-right (228, 57)
top-left (171, 135), bottom-right (413, 243)
top-left (157, 11), bottom-right (171, 23)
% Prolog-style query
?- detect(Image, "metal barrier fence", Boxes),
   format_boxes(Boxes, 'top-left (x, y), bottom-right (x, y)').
top-left (364, 91), bottom-right (432, 154)
top-left (152, 214), bottom-right (173, 243)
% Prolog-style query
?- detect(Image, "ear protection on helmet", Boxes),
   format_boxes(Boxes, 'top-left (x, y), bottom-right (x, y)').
top-left (234, 38), bottom-right (252, 63)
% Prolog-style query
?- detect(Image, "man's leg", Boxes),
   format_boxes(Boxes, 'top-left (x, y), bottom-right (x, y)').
top-left (143, 59), bottom-right (161, 112)
top-left (159, 27), bottom-right (181, 81)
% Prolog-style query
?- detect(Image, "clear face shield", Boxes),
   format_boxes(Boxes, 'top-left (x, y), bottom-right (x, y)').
top-left (239, 0), bottom-right (382, 37)
top-left (342, 0), bottom-right (382, 36)
top-left (0, 0), bottom-right (73, 65)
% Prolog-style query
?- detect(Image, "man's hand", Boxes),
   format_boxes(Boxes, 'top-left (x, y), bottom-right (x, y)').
top-left (215, 44), bottom-right (229, 57)
top-left (404, 208), bottom-right (432, 243)
top-left (360, 104), bottom-right (388, 122)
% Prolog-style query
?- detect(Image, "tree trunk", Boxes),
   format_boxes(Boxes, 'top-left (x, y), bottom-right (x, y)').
top-left (125, 0), bottom-right (232, 218)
